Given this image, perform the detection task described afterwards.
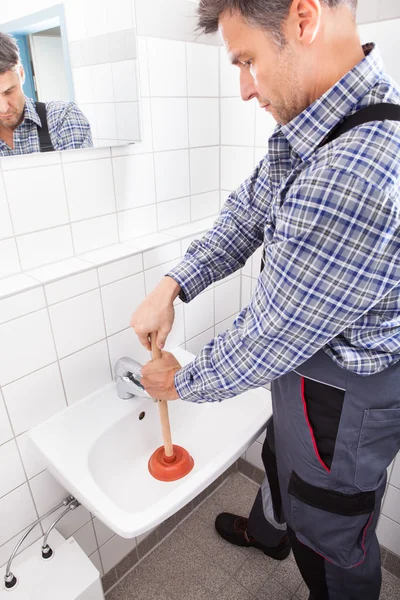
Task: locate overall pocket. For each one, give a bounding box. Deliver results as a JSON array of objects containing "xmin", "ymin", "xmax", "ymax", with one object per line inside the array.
[
  {"xmin": 354, "ymin": 408, "xmax": 400, "ymax": 491},
  {"xmin": 288, "ymin": 471, "xmax": 375, "ymax": 569}
]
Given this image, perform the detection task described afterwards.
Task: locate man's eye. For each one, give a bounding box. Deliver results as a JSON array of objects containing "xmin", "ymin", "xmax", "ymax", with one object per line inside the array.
[{"xmin": 241, "ymin": 60, "xmax": 253, "ymax": 68}]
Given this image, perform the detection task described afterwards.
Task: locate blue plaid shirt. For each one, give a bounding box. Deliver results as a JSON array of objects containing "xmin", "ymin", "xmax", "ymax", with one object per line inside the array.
[
  {"xmin": 168, "ymin": 44, "xmax": 400, "ymax": 403},
  {"xmin": 0, "ymin": 96, "xmax": 93, "ymax": 155}
]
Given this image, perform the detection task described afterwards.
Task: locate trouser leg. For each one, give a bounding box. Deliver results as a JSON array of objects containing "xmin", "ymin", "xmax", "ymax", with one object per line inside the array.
[
  {"xmin": 247, "ymin": 419, "xmax": 288, "ymax": 547},
  {"xmin": 288, "ymin": 525, "xmax": 382, "ymax": 600}
]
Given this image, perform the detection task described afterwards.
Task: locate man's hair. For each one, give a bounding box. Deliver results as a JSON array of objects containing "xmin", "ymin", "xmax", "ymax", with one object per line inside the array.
[
  {"xmin": 0, "ymin": 32, "xmax": 20, "ymax": 74},
  {"xmin": 197, "ymin": 0, "xmax": 358, "ymax": 46}
]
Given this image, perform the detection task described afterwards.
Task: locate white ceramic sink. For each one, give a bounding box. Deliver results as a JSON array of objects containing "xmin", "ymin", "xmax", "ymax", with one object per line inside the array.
[{"xmin": 29, "ymin": 348, "xmax": 272, "ymax": 538}]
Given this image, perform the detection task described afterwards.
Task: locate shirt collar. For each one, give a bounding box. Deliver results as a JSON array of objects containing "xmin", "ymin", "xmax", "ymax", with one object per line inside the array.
[
  {"xmin": 22, "ymin": 96, "xmax": 42, "ymax": 127},
  {"xmin": 279, "ymin": 43, "xmax": 384, "ymax": 161}
]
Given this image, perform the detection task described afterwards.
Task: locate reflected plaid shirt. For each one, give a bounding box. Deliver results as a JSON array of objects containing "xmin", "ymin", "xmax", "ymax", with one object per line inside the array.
[
  {"xmin": 168, "ymin": 44, "xmax": 400, "ymax": 403},
  {"xmin": 0, "ymin": 96, "xmax": 93, "ymax": 156}
]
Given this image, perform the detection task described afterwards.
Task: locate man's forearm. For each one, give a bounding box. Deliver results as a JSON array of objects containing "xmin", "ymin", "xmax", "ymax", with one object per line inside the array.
[{"xmin": 162, "ymin": 275, "xmax": 181, "ymax": 301}]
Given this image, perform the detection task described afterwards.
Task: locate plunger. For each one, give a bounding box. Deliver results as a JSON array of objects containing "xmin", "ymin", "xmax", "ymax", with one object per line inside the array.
[{"xmin": 148, "ymin": 333, "xmax": 194, "ymax": 481}]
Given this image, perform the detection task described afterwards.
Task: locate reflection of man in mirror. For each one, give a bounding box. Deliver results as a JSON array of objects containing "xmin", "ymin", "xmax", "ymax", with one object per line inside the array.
[{"xmin": 0, "ymin": 32, "xmax": 93, "ymax": 155}]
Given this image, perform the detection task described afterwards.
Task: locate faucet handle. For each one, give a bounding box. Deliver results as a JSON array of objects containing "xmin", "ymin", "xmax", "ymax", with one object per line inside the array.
[
  {"xmin": 114, "ymin": 356, "xmax": 143, "ymax": 380},
  {"xmin": 114, "ymin": 357, "xmax": 153, "ymax": 400}
]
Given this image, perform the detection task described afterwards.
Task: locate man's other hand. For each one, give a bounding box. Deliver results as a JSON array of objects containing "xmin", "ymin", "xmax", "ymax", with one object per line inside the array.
[
  {"xmin": 130, "ymin": 276, "xmax": 181, "ymax": 351},
  {"xmin": 141, "ymin": 351, "xmax": 182, "ymax": 400}
]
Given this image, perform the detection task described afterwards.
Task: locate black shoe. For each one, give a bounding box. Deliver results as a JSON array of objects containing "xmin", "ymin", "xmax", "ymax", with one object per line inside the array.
[{"xmin": 215, "ymin": 513, "xmax": 291, "ymax": 560}]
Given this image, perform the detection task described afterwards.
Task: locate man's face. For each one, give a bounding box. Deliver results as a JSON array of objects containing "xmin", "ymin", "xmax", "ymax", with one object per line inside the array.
[
  {"xmin": 0, "ymin": 67, "xmax": 26, "ymax": 129},
  {"xmin": 219, "ymin": 11, "xmax": 308, "ymax": 126}
]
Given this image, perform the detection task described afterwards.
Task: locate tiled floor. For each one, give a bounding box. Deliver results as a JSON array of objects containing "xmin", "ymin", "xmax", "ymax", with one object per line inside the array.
[{"xmin": 106, "ymin": 473, "xmax": 400, "ymax": 600}]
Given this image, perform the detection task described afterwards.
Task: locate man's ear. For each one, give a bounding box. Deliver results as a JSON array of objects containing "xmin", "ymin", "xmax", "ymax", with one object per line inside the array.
[
  {"xmin": 18, "ymin": 64, "xmax": 25, "ymax": 85},
  {"xmin": 289, "ymin": 0, "xmax": 322, "ymax": 45}
]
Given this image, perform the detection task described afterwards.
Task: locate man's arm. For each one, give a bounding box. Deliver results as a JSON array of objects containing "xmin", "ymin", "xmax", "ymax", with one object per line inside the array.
[
  {"xmin": 131, "ymin": 158, "xmax": 271, "ymax": 350},
  {"xmin": 167, "ymin": 159, "xmax": 269, "ymax": 302},
  {"xmin": 174, "ymin": 167, "xmax": 400, "ymax": 402},
  {"xmin": 52, "ymin": 102, "xmax": 93, "ymax": 150}
]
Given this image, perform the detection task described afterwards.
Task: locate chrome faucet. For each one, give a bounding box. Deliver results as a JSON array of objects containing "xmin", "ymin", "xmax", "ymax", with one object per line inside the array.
[{"xmin": 114, "ymin": 357, "xmax": 153, "ymax": 400}]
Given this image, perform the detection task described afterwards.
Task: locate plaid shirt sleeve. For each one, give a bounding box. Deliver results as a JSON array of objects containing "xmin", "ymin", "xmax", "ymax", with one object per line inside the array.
[
  {"xmin": 174, "ymin": 165, "xmax": 400, "ymax": 403},
  {"xmin": 48, "ymin": 102, "xmax": 93, "ymax": 150},
  {"xmin": 167, "ymin": 161, "xmax": 267, "ymax": 302}
]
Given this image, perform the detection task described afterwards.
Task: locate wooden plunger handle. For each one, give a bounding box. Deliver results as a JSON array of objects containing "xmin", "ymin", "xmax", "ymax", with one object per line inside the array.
[{"xmin": 150, "ymin": 332, "xmax": 174, "ymax": 458}]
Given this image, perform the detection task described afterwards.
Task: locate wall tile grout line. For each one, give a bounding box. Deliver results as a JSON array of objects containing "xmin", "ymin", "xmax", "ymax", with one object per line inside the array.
[{"xmin": 185, "ymin": 43, "xmax": 193, "ymax": 224}]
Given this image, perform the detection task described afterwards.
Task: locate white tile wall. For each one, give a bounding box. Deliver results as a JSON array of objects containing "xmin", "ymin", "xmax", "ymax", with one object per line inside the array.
[
  {"xmin": 221, "ymin": 146, "xmax": 255, "ymax": 191},
  {"xmin": 0, "ymin": 176, "xmax": 13, "ymax": 240},
  {"xmin": 147, "ymin": 38, "xmax": 187, "ymax": 97},
  {"xmin": 190, "ymin": 146, "xmax": 220, "ymax": 195},
  {"xmin": 157, "ymin": 196, "xmax": 191, "ymax": 230},
  {"xmin": 116, "ymin": 103, "xmax": 141, "ymax": 141},
  {"xmin": 358, "ymin": 18, "xmax": 400, "ymax": 86},
  {"xmin": 221, "ymin": 98, "xmax": 256, "ymax": 147},
  {"xmin": 154, "ymin": 150, "xmax": 190, "ymax": 203},
  {"xmin": 2, "ymin": 364, "xmax": 66, "ymax": 435},
  {"xmin": 118, "ymin": 204, "xmax": 158, "ymax": 240},
  {"xmin": 49, "ymin": 289, "xmax": 106, "ymax": 358},
  {"xmin": 59, "ymin": 340, "xmax": 112, "ymax": 406},
  {"xmin": 17, "ymin": 226, "xmax": 74, "ymax": 271},
  {"xmin": 215, "ymin": 276, "xmax": 240, "ymax": 325},
  {"xmin": 0, "ymin": 392, "xmax": 13, "ymax": 444},
  {"xmin": 16, "ymin": 431, "xmax": 47, "ymax": 479},
  {"xmin": 112, "ymin": 60, "xmax": 139, "ymax": 102},
  {"xmin": 63, "ymin": 158, "xmax": 116, "ymax": 221},
  {"xmin": 97, "ymin": 253, "xmax": 143, "ymax": 286},
  {"xmin": 186, "ymin": 326, "xmax": 214, "ymax": 355},
  {"xmin": 0, "ymin": 239, "xmax": 21, "ymax": 278},
  {"xmin": 151, "ymin": 98, "xmax": 189, "ymax": 151},
  {"xmin": 72, "ymin": 214, "xmax": 119, "ymax": 255},
  {"xmin": 191, "ymin": 191, "xmax": 220, "ymax": 222},
  {"xmin": 44, "ymin": 268, "xmax": 99, "ymax": 305},
  {"xmin": 188, "ymin": 98, "xmax": 220, "ymax": 147},
  {"xmin": 0, "ymin": 484, "xmax": 38, "ymax": 546},
  {"xmin": 101, "ymin": 272, "xmax": 146, "ymax": 336},
  {"xmin": 186, "ymin": 44, "xmax": 219, "ymax": 97},
  {"xmin": 0, "ymin": 440, "xmax": 26, "ymax": 499},
  {"xmin": 220, "ymin": 47, "xmax": 240, "ymax": 97},
  {"xmin": 0, "ymin": 309, "xmax": 57, "ymax": 385},
  {"xmin": 113, "ymin": 154, "xmax": 156, "ymax": 210},
  {"xmin": 184, "ymin": 288, "xmax": 214, "ymax": 340},
  {"xmin": 377, "ymin": 514, "xmax": 400, "ymax": 556}
]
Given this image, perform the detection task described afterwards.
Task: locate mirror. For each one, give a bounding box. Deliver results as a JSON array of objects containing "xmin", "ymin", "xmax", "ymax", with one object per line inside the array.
[{"xmin": 0, "ymin": 3, "xmax": 140, "ymax": 156}]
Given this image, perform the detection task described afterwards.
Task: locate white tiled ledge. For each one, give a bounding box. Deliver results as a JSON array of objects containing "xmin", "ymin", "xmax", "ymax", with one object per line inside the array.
[{"xmin": 0, "ymin": 217, "xmax": 217, "ymax": 302}]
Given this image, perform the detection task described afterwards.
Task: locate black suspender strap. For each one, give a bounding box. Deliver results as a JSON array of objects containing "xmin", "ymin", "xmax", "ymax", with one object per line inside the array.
[
  {"xmin": 259, "ymin": 102, "xmax": 400, "ymax": 273},
  {"xmin": 319, "ymin": 102, "xmax": 400, "ymax": 148},
  {"xmin": 34, "ymin": 101, "xmax": 55, "ymax": 152}
]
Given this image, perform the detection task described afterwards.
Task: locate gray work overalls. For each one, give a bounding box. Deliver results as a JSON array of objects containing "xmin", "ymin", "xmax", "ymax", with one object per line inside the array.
[{"xmin": 247, "ymin": 348, "xmax": 400, "ymax": 599}]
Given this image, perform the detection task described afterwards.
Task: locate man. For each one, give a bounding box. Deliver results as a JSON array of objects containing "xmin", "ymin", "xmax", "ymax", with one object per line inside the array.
[
  {"xmin": 131, "ymin": 1, "xmax": 400, "ymax": 598},
  {"xmin": 0, "ymin": 32, "xmax": 92, "ymax": 155}
]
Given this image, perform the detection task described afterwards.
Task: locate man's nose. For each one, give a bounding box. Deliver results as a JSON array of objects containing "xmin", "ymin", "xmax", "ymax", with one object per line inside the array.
[
  {"xmin": 0, "ymin": 98, "xmax": 10, "ymax": 114},
  {"xmin": 240, "ymin": 69, "xmax": 257, "ymax": 102}
]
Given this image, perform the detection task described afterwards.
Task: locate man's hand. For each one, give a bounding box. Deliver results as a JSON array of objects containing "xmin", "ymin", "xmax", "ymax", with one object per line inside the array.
[
  {"xmin": 141, "ymin": 351, "xmax": 182, "ymax": 401},
  {"xmin": 130, "ymin": 276, "xmax": 181, "ymax": 351}
]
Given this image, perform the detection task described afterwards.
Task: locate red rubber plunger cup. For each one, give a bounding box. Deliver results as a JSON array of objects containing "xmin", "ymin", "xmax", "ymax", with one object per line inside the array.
[{"xmin": 148, "ymin": 333, "xmax": 194, "ymax": 482}]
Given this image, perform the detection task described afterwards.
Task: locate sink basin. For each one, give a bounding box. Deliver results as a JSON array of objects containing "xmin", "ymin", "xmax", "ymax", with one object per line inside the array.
[{"xmin": 29, "ymin": 348, "xmax": 272, "ymax": 538}]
